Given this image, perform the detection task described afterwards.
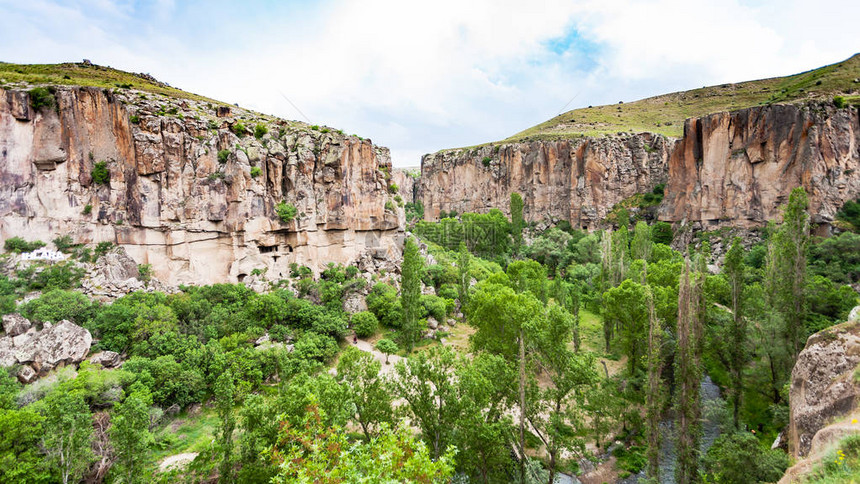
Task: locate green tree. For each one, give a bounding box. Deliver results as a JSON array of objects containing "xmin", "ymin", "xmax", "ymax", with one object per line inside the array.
[
  {"xmin": 375, "ymin": 338, "xmax": 398, "ymax": 364},
  {"xmin": 0, "ymin": 408, "xmax": 50, "ymax": 483},
  {"xmin": 268, "ymin": 400, "xmax": 456, "ymax": 483},
  {"xmin": 350, "ymin": 311, "xmax": 378, "ymax": 338},
  {"xmin": 0, "ymin": 369, "xmax": 19, "ymax": 410},
  {"xmin": 457, "ymin": 242, "xmax": 471, "ymax": 307},
  {"xmin": 675, "ymin": 259, "xmax": 704, "ymax": 484},
  {"xmin": 645, "ymin": 287, "xmax": 663, "ymax": 481},
  {"xmin": 603, "ymin": 280, "xmax": 649, "ymax": 375},
  {"xmin": 110, "ymin": 386, "xmax": 153, "ymax": 483},
  {"xmin": 631, "ymin": 221, "xmax": 653, "ymax": 261},
  {"xmin": 335, "ymin": 347, "xmax": 393, "ymax": 441},
  {"xmin": 215, "ymin": 371, "xmax": 236, "ymax": 482},
  {"xmin": 766, "ymin": 187, "xmax": 810, "ymax": 357},
  {"xmin": 393, "ymin": 346, "xmax": 461, "ymax": 459},
  {"xmin": 510, "ymin": 192, "xmax": 525, "ymax": 252},
  {"xmin": 702, "ymin": 432, "xmax": 788, "ymax": 483},
  {"xmin": 724, "ymin": 237, "xmax": 747, "ymax": 428},
  {"xmin": 42, "ymin": 387, "xmax": 94, "ymax": 484},
  {"xmin": 400, "ymin": 237, "xmax": 423, "ymax": 352}
]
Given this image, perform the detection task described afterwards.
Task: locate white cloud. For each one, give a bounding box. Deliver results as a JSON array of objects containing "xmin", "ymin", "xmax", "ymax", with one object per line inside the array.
[{"xmin": 0, "ymin": 0, "xmax": 857, "ymax": 166}]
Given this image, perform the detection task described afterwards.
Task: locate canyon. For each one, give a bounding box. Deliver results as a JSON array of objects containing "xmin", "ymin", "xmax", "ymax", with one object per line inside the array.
[{"xmin": 420, "ymin": 103, "xmax": 860, "ymax": 232}]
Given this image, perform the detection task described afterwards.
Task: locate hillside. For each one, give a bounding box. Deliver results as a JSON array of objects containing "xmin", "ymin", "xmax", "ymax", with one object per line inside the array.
[{"xmin": 504, "ymin": 53, "xmax": 860, "ymax": 142}]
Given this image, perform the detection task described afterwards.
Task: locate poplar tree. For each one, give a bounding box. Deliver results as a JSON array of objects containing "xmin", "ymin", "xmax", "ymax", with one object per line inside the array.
[
  {"xmin": 631, "ymin": 221, "xmax": 653, "ymax": 261},
  {"xmin": 675, "ymin": 258, "xmax": 703, "ymax": 484},
  {"xmin": 510, "ymin": 192, "xmax": 525, "ymax": 252},
  {"xmin": 401, "ymin": 237, "xmax": 423, "ymax": 352},
  {"xmin": 600, "ymin": 230, "xmax": 614, "ymax": 352},
  {"xmin": 646, "ymin": 286, "xmax": 663, "ymax": 482},
  {"xmin": 723, "ymin": 237, "xmax": 747, "ymax": 428},
  {"xmin": 457, "ymin": 242, "xmax": 471, "ymax": 308},
  {"xmin": 110, "ymin": 387, "xmax": 154, "ymax": 483},
  {"xmin": 216, "ymin": 371, "xmax": 236, "ymax": 483}
]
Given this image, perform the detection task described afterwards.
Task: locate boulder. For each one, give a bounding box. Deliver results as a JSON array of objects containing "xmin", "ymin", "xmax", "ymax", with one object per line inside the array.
[
  {"xmin": 89, "ymin": 351, "xmax": 122, "ymax": 368},
  {"xmin": 343, "ymin": 293, "xmax": 367, "ymax": 314},
  {"xmin": 17, "ymin": 365, "xmax": 36, "ymax": 384},
  {"xmin": 254, "ymin": 333, "xmax": 270, "ymax": 346},
  {"xmin": 2, "ymin": 314, "xmax": 31, "ymax": 337},
  {"xmin": 427, "ymin": 317, "xmax": 439, "ymax": 330},
  {"xmin": 12, "ymin": 320, "xmax": 92, "ymax": 376},
  {"xmin": 788, "ymin": 318, "xmax": 860, "ymax": 458},
  {"xmin": 0, "ymin": 337, "xmax": 15, "ymax": 367}
]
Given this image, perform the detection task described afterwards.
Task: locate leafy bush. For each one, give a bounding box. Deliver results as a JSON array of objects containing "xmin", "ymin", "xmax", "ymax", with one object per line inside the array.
[
  {"xmin": 702, "ymin": 432, "xmax": 788, "ymax": 483},
  {"xmin": 92, "ymin": 161, "xmax": 110, "ymax": 185},
  {"xmin": 217, "ymin": 149, "xmax": 230, "ymax": 163},
  {"xmin": 834, "ymin": 95, "xmax": 847, "ymax": 108},
  {"xmin": 94, "ymin": 241, "xmax": 115, "ymax": 259},
  {"xmin": 366, "ymin": 283, "xmax": 403, "ymax": 328},
  {"xmin": 254, "ymin": 123, "xmax": 268, "ymax": 139},
  {"xmin": 20, "ymin": 289, "xmax": 97, "ymax": 325},
  {"xmin": 83, "ymin": 204, "xmax": 93, "ymax": 215},
  {"xmin": 276, "ymin": 201, "xmax": 298, "ymax": 223},
  {"xmin": 651, "ymin": 221, "xmax": 673, "ymax": 245},
  {"xmin": 293, "ymin": 333, "xmax": 339, "ymax": 362},
  {"xmin": 129, "ymin": 114, "xmax": 140, "ymax": 124},
  {"xmin": 138, "ymin": 264, "xmax": 153, "ymax": 283},
  {"xmin": 481, "ymin": 156, "xmax": 492, "ymax": 167},
  {"xmin": 420, "ymin": 294, "xmax": 447, "ymax": 322},
  {"xmin": 27, "ymin": 263, "xmax": 85, "ymax": 291},
  {"xmin": 388, "ymin": 183, "xmax": 399, "ymax": 194},
  {"xmin": 28, "ymin": 87, "xmax": 55, "ymax": 110},
  {"xmin": 232, "ymin": 122, "xmax": 247, "ymax": 136},
  {"xmin": 351, "ymin": 311, "xmax": 379, "ymax": 338},
  {"xmin": 52, "ymin": 235, "xmax": 76, "ymax": 253},
  {"xmin": 384, "ymin": 201, "xmax": 395, "ymax": 211},
  {"xmin": 4, "ymin": 237, "xmax": 46, "ymax": 253},
  {"xmin": 250, "ymin": 166, "xmax": 262, "ymax": 177}
]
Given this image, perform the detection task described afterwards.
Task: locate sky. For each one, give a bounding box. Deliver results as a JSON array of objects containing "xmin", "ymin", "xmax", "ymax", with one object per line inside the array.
[{"xmin": 0, "ymin": 0, "xmax": 857, "ymax": 167}]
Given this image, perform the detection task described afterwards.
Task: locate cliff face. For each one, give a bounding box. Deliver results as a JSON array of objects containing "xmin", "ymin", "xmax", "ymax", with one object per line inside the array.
[
  {"xmin": 661, "ymin": 104, "xmax": 860, "ymax": 228},
  {"xmin": 420, "ymin": 134, "xmax": 673, "ymax": 230},
  {"xmin": 421, "ymin": 104, "xmax": 860, "ymax": 230},
  {"xmin": 0, "ymin": 86, "xmax": 403, "ymax": 285}
]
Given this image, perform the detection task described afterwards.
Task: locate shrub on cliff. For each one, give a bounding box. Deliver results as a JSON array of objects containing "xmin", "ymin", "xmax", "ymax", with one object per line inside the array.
[
  {"xmin": 276, "ymin": 202, "xmax": 298, "ymax": 223},
  {"xmin": 4, "ymin": 237, "xmax": 46, "ymax": 253},
  {"xmin": 250, "ymin": 166, "xmax": 261, "ymax": 177},
  {"xmin": 29, "ymin": 87, "xmax": 55, "ymax": 110},
  {"xmin": 217, "ymin": 150, "xmax": 230, "ymax": 163},
  {"xmin": 834, "ymin": 95, "xmax": 847, "ymax": 109},
  {"xmin": 92, "ymin": 161, "xmax": 110, "ymax": 185},
  {"xmin": 232, "ymin": 122, "xmax": 247, "ymax": 137},
  {"xmin": 254, "ymin": 123, "xmax": 268, "ymax": 139}
]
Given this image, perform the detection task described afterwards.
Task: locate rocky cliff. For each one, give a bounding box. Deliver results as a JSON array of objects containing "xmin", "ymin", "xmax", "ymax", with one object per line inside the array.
[
  {"xmin": 421, "ymin": 103, "xmax": 860, "ymax": 231},
  {"xmin": 0, "ymin": 86, "xmax": 403, "ymax": 285},
  {"xmin": 420, "ymin": 134, "xmax": 673, "ymax": 230}
]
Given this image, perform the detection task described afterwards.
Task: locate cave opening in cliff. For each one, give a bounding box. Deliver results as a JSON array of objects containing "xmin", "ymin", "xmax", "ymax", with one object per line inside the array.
[{"xmin": 259, "ymin": 244, "xmax": 278, "ymax": 254}]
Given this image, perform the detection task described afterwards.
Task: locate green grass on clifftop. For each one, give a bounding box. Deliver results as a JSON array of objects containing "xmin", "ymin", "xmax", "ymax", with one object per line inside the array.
[
  {"xmin": 504, "ymin": 53, "xmax": 860, "ymax": 142},
  {"xmin": 0, "ymin": 61, "xmax": 221, "ymax": 103}
]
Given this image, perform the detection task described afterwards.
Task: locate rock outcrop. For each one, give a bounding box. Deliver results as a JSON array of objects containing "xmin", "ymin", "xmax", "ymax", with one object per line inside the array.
[
  {"xmin": 420, "ymin": 134, "xmax": 673, "ymax": 230},
  {"xmin": 0, "ymin": 86, "xmax": 404, "ymax": 285},
  {"xmin": 787, "ymin": 311, "xmax": 860, "ymax": 459},
  {"xmin": 420, "ymin": 103, "xmax": 860, "ymax": 231},
  {"xmin": 0, "ymin": 318, "xmax": 93, "ymax": 380}
]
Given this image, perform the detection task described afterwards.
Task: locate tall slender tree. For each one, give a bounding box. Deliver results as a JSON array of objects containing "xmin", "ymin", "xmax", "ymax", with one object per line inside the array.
[
  {"xmin": 723, "ymin": 237, "xmax": 747, "ymax": 428},
  {"xmin": 457, "ymin": 242, "xmax": 471, "ymax": 308},
  {"xmin": 42, "ymin": 388, "xmax": 94, "ymax": 484},
  {"xmin": 645, "ymin": 286, "xmax": 663, "ymax": 482},
  {"xmin": 675, "ymin": 258, "xmax": 703, "ymax": 484},
  {"xmin": 110, "ymin": 387, "xmax": 153, "ymax": 483},
  {"xmin": 215, "ymin": 371, "xmax": 236, "ymax": 483},
  {"xmin": 631, "ymin": 221, "xmax": 653, "ymax": 262},
  {"xmin": 600, "ymin": 230, "xmax": 615, "ymax": 352},
  {"xmin": 510, "ymin": 192, "xmax": 525, "ymax": 252},
  {"xmin": 401, "ymin": 237, "xmax": 423, "ymax": 352}
]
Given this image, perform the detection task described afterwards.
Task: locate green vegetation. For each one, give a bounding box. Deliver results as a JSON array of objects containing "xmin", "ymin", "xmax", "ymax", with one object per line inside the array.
[
  {"xmin": 216, "ymin": 149, "xmax": 230, "ymax": 163},
  {"xmin": 0, "ymin": 61, "xmax": 223, "ymax": 104},
  {"xmin": 351, "ymin": 311, "xmax": 379, "ymax": 338},
  {"xmin": 253, "ymin": 123, "xmax": 268, "ymax": 139},
  {"xmin": 29, "ymin": 86, "xmax": 55, "ymax": 110},
  {"xmin": 275, "ymin": 201, "xmax": 297, "ymax": 223},
  {"xmin": 82, "ymin": 204, "xmax": 92, "ymax": 215},
  {"xmin": 502, "ymin": 54, "xmax": 860, "ymax": 142},
  {"xmin": 4, "ymin": 237, "xmax": 46, "ymax": 253},
  {"xmin": 250, "ymin": 166, "xmax": 261, "ymax": 177},
  {"xmin": 92, "ymin": 161, "xmax": 110, "ymax": 185}
]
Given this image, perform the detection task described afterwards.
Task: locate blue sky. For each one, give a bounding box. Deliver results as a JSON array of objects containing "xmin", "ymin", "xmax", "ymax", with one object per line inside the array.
[{"xmin": 0, "ymin": 0, "xmax": 857, "ymax": 166}]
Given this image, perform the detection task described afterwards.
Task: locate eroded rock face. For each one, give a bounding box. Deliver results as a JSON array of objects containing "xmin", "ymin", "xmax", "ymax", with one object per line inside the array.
[
  {"xmin": 0, "ymin": 317, "xmax": 93, "ymax": 379},
  {"xmin": 0, "ymin": 86, "xmax": 403, "ymax": 285},
  {"xmin": 788, "ymin": 315, "xmax": 860, "ymax": 458},
  {"xmin": 420, "ymin": 134, "xmax": 673, "ymax": 230},
  {"xmin": 420, "ymin": 104, "xmax": 860, "ymax": 231},
  {"xmin": 2, "ymin": 313, "xmax": 31, "ymax": 337}
]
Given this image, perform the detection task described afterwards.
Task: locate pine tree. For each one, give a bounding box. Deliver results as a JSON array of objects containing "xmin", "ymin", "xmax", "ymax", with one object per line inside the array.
[
  {"xmin": 401, "ymin": 237, "xmax": 423, "ymax": 352},
  {"xmin": 675, "ymin": 257, "xmax": 703, "ymax": 484},
  {"xmin": 723, "ymin": 237, "xmax": 747, "ymax": 428}
]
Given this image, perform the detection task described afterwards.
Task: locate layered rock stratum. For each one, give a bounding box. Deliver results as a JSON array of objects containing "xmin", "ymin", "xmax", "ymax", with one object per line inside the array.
[
  {"xmin": 421, "ymin": 103, "xmax": 860, "ymax": 231},
  {"xmin": 0, "ymin": 86, "xmax": 403, "ymax": 285}
]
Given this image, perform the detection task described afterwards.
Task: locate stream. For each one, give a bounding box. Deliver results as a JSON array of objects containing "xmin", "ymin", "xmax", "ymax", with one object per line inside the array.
[{"xmin": 622, "ymin": 375, "xmax": 722, "ymax": 484}]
